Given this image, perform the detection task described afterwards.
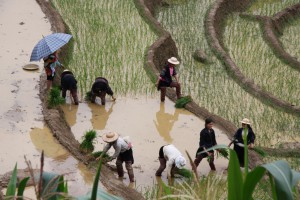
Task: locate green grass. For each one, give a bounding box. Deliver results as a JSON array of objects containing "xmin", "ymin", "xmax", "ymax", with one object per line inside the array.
[
  {"xmin": 280, "ymin": 18, "xmax": 300, "ymax": 60},
  {"xmin": 157, "ymin": 0, "xmax": 300, "ymax": 148},
  {"xmin": 224, "ymin": 15, "xmax": 300, "ymax": 106},
  {"xmin": 52, "ymin": 0, "xmax": 157, "ymax": 97},
  {"xmin": 246, "ymin": 0, "xmax": 300, "ymax": 16}
]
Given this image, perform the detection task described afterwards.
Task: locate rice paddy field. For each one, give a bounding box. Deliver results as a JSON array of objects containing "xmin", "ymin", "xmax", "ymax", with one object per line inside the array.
[
  {"xmin": 157, "ymin": 0, "xmax": 300, "ymax": 147},
  {"xmin": 52, "ymin": 0, "xmax": 157, "ymax": 96},
  {"xmin": 280, "ymin": 18, "xmax": 300, "ymax": 60},
  {"xmin": 49, "ymin": 0, "xmax": 300, "ymax": 196}
]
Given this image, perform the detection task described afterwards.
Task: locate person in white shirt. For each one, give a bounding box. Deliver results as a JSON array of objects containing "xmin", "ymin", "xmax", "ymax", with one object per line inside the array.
[
  {"xmin": 97, "ymin": 132, "xmax": 134, "ymax": 182},
  {"xmin": 155, "ymin": 144, "xmax": 186, "ymax": 178}
]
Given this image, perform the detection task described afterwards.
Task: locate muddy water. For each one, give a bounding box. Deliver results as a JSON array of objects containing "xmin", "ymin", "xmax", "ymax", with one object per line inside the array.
[
  {"xmin": 0, "ymin": 0, "xmax": 95, "ymax": 197},
  {"xmin": 61, "ymin": 96, "xmax": 230, "ymax": 190}
]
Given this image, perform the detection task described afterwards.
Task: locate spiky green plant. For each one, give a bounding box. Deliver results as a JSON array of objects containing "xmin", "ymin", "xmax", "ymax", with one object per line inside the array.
[{"xmin": 80, "ymin": 130, "xmax": 97, "ymax": 153}]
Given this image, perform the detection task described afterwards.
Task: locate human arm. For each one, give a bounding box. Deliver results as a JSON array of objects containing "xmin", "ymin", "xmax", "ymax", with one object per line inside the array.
[
  {"xmin": 228, "ymin": 130, "xmax": 239, "ymax": 147},
  {"xmin": 96, "ymin": 143, "xmax": 112, "ymax": 161}
]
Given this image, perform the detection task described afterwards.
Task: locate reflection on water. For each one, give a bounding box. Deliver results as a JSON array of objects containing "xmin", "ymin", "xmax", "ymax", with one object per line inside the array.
[
  {"xmin": 153, "ymin": 103, "xmax": 180, "ymax": 143},
  {"xmin": 30, "ymin": 126, "xmax": 69, "ymax": 159},
  {"xmin": 88, "ymin": 102, "xmax": 115, "ymax": 130}
]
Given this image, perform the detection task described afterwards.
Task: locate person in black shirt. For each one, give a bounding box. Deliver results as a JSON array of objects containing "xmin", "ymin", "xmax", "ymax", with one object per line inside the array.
[
  {"xmin": 61, "ymin": 69, "xmax": 78, "ymax": 105},
  {"xmin": 155, "ymin": 57, "xmax": 181, "ymax": 102},
  {"xmin": 228, "ymin": 118, "xmax": 255, "ymax": 167},
  {"xmin": 91, "ymin": 77, "xmax": 116, "ymax": 105},
  {"xmin": 193, "ymin": 118, "xmax": 217, "ymax": 172}
]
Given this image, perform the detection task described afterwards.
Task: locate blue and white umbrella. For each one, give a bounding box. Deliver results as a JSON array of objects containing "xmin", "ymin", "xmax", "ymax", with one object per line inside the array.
[{"xmin": 30, "ymin": 33, "xmax": 72, "ymax": 61}]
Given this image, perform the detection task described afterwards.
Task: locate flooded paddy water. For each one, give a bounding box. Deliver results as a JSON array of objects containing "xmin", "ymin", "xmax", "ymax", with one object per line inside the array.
[{"xmin": 61, "ymin": 97, "xmax": 230, "ymax": 188}]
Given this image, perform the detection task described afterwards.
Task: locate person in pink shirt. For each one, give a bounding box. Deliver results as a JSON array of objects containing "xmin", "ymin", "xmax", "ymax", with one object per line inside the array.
[{"xmin": 155, "ymin": 57, "xmax": 181, "ymax": 102}]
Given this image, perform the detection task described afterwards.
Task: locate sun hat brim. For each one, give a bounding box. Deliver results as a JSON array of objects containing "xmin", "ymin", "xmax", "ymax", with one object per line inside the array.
[
  {"xmin": 240, "ymin": 119, "xmax": 251, "ymax": 125},
  {"xmin": 102, "ymin": 132, "xmax": 119, "ymax": 143},
  {"xmin": 168, "ymin": 58, "xmax": 180, "ymax": 65}
]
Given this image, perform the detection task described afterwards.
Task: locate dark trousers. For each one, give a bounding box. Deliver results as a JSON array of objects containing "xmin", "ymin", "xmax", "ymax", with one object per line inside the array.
[
  {"xmin": 155, "ymin": 146, "xmax": 176, "ymax": 176},
  {"xmin": 62, "ymin": 88, "xmax": 78, "ymax": 105},
  {"xmin": 116, "ymin": 149, "xmax": 134, "ymax": 182},
  {"xmin": 193, "ymin": 153, "xmax": 216, "ymax": 171},
  {"xmin": 91, "ymin": 91, "xmax": 106, "ymax": 105},
  {"xmin": 160, "ymin": 82, "xmax": 181, "ymax": 102},
  {"xmin": 234, "ymin": 145, "xmax": 245, "ymax": 167}
]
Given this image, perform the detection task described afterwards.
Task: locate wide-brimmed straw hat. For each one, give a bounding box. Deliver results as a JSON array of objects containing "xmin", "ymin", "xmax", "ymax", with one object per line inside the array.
[
  {"xmin": 61, "ymin": 69, "xmax": 73, "ymax": 77},
  {"xmin": 240, "ymin": 118, "xmax": 251, "ymax": 125},
  {"xmin": 175, "ymin": 156, "xmax": 186, "ymax": 169},
  {"xmin": 167, "ymin": 57, "xmax": 180, "ymax": 65},
  {"xmin": 102, "ymin": 132, "xmax": 119, "ymax": 143}
]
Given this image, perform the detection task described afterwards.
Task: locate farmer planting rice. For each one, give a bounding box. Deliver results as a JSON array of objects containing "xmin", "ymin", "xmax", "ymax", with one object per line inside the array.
[
  {"xmin": 97, "ymin": 132, "xmax": 135, "ymax": 182},
  {"xmin": 61, "ymin": 69, "xmax": 79, "ymax": 105},
  {"xmin": 155, "ymin": 144, "xmax": 186, "ymax": 178},
  {"xmin": 90, "ymin": 77, "xmax": 116, "ymax": 105}
]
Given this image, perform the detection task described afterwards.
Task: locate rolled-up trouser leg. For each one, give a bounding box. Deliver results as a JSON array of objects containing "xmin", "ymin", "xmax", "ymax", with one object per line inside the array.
[
  {"xmin": 62, "ymin": 88, "xmax": 67, "ymax": 99},
  {"xmin": 70, "ymin": 89, "xmax": 79, "ymax": 105},
  {"xmin": 155, "ymin": 158, "xmax": 167, "ymax": 176},
  {"xmin": 116, "ymin": 158, "xmax": 124, "ymax": 177},
  {"xmin": 160, "ymin": 87, "xmax": 166, "ymax": 102},
  {"xmin": 125, "ymin": 161, "xmax": 134, "ymax": 182},
  {"xmin": 99, "ymin": 91, "xmax": 106, "ymax": 105},
  {"xmin": 170, "ymin": 82, "xmax": 181, "ymax": 99},
  {"xmin": 209, "ymin": 154, "xmax": 216, "ymax": 171}
]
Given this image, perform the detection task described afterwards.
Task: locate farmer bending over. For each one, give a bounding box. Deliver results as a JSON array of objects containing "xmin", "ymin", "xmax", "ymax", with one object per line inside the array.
[
  {"xmin": 61, "ymin": 69, "xmax": 79, "ymax": 105},
  {"xmin": 90, "ymin": 77, "xmax": 116, "ymax": 105},
  {"xmin": 97, "ymin": 132, "xmax": 134, "ymax": 182},
  {"xmin": 155, "ymin": 144, "xmax": 186, "ymax": 179},
  {"xmin": 155, "ymin": 57, "xmax": 181, "ymax": 102}
]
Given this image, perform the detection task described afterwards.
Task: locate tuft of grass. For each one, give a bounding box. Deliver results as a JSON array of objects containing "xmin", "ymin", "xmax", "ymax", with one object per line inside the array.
[
  {"xmin": 175, "ymin": 96, "xmax": 192, "ymax": 108},
  {"xmin": 80, "ymin": 130, "xmax": 97, "ymax": 153},
  {"xmin": 48, "ymin": 87, "xmax": 65, "ymax": 108}
]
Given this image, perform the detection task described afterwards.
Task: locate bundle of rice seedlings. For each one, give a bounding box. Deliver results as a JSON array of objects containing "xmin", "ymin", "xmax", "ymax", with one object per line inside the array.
[
  {"xmin": 252, "ymin": 147, "xmax": 267, "ymax": 157},
  {"xmin": 92, "ymin": 151, "xmax": 111, "ymax": 161},
  {"xmin": 218, "ymin": 148, "xmax": 229, "ymax": 159},
  {"xmin": 84, "ymin": 91, "xmax": 92, "ymax": 102},
  {"xmin": 48, "ymin": 87, "xmax": 65, "ymax": 108},
  {"xmin": 80, "ymin": 130, "xmax": 97, "ymax": 153},
  {"xmin": 176, "ymin": 168, "xmax": 193, "ymax": 179},
  {"xmin": 175, "ymin": 96, "xmax": 192, "ymax": 108}
]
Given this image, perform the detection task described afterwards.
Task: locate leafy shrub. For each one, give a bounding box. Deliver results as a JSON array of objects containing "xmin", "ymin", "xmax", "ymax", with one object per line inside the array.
[{"xmin": 48, "ymin": 87, "xmax": 65, "ymax": 108}]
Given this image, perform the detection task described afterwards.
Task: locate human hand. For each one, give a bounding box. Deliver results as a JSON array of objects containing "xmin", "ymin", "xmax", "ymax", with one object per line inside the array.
[{"xmin": 112, "ymin": 96, "xmax": 116, "ymax": 101}]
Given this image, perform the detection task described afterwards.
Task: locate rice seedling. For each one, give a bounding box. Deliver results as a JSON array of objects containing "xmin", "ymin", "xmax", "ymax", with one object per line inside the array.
[
  {"xmin": 51, "ymin": 0, "xmax": 157, "ymax": 98},
  {"xmin": 80, "ymin": 130, "xmax": 97, "ymax": 153},
  {"xmin": 175, "ymin": 95, "xmax": 192, "ymax": 108},
  {"xmin": 48, "ymin": 87, "xmax": 65, "ymax": 108}
]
